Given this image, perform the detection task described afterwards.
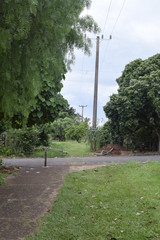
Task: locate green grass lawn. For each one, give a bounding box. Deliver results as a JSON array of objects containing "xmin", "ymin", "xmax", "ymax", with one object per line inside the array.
[
  {"xmin": 34, "ymin": 140, "xmax": 93, "ymax": 158},
  {"xmin": 27, "ymin": 161, "xmax": 160, "ymax": 240}
]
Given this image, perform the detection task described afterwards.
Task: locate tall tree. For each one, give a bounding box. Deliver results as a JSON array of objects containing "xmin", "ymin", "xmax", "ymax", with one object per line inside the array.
[
  {"xmin": 104, "ymin": 54, "xmax": 160, "ymax": 151},
  {"xmin": 0, "ymin": 0, "xmax": 99, "ymax": 122}
]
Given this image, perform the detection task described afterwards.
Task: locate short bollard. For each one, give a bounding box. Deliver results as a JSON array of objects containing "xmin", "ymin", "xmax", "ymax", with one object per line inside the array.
[{"xmin": 44, "ymin": 149, "xmax": 47, "ymax": 167}]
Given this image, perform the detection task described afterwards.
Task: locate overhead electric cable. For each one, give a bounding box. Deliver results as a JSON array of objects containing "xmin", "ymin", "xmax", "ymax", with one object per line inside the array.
[
  {"xmin": 100, "ymin": 0, "xmax": 126, "ymax": 70},
  {"xmin": 110, "ymin": 0, "xmax": 126, "ymax": 35},
  {"xmin": 102, "ymin": 0, "xmax": 113, "ymax": 34}
]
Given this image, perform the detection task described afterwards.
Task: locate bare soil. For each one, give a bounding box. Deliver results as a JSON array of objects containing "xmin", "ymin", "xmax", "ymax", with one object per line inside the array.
[{"xmin": 95, "ymin": 144, "xmax": 131, "ymax": 156}]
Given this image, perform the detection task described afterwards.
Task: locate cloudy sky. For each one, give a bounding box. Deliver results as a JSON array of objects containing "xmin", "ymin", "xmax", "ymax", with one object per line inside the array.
[{"xmin": 61, "ymin": 0, "xmax": 160, "ymax": 125}]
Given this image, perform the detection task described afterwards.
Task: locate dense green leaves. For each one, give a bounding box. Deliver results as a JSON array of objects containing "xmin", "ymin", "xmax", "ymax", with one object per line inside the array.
[
  {"xmin": 104, "ymin": 54, "xmax": 160, "ymax": 151},
  {"xmin": 51, "ymin": 117, "xmax": 74, "ymax": 141},
  {"xmin": 0, "ymin": 0, "xmax": 99, "ymax": 123},
  {"xmin": 65, "ymin": 122, "xmax": 88, "ymax": 142}
]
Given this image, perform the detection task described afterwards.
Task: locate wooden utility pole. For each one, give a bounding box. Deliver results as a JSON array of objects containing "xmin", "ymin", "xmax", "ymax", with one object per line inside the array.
[
  {"xmin": 79, "ymin": 105, "xmax": 87, "ymax": 122},
  {"xmin": 92, "ymin": 36, "xmax": 100, "ymax": 129}
]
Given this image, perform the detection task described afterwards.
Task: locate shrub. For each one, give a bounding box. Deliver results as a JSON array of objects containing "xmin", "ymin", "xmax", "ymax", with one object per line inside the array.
[
  {"xmin": 87, "ymin": 127, "xmax": 111, "ymax": 151},
  {"xmin": 7, "ymin": 127, "xmax": 40, "ymax": 155},
  {"xmin": 65, "ymin": 122, "xmax": 88, "ymax": 142},
  {"xmin": 37, "ymin": 124, "xmax": 50, "ymax": 146}
]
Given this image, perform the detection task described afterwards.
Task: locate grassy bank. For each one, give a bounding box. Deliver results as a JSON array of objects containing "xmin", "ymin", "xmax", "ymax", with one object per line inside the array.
[
  {"xmin": 27, "ymin": 161, "xmax": 160, "ymax": 240},
  {"xmin": 34, "ymin": 140, "xmax": 93, "ymax": 158}
]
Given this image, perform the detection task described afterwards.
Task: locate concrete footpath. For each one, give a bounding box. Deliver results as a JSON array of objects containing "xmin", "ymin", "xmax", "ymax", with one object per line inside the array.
[{"xmin": 0, "ymin": 165, "xmax": 70, "ymax": 240}]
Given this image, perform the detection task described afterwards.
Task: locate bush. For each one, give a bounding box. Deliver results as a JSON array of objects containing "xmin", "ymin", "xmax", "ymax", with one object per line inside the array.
[
  {"xmin": 87, "ymin": 126, "xmax": 111, "ymax": 151},
  {"xmin": 51, "ymin": 117, "xmax": 74, "ymax": 141},
  {"xmin": 65, "ymin": 122, "xmax": 88, "ymax": 142},
  {"xmin": 7, "ymin": 127, "xmax": 40, "ymax": 155},
  {"xmin": 37, "ymin": 124, "xmax": 50, "ymax": 146},
  {"xmin": 0, "ymin": 159, "xmax": 3, "ymax": 170}
]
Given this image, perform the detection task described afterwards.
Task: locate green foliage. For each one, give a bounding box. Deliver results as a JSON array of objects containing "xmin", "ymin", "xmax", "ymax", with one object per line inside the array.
[
  {"xmin": 37, "ymin": 124, "xmax": 50, "ymax": 147},
  {"xmin": 87, "ymin": 126, "xmax": 110, "ymax": 151},
  {"xmin": 0, "ymin": 159, "xmax": 3, "ymax": 171},
  {"xmin": 0, "ymin": 0, "xmax": 99, "ymax": 123},
  {"xmin": 6, "ymin": 127, "xmax": 40, "ymax": 155},
  {"xmin": 51, "ymin": 117, "xmax": 74, "ymax": 141},
  {"xmin": 104, "ymin": 54, "xmax": 160, "ymax": 151},
  {"xmin": 50, "ymin": 103, "xmax": 89, "ymax": 142},
  {"xmin": 65, "ymin": 122, "xmax": 88, "ymax": 142},
  {"xmin": 0, "ymin": 172, "xmax": 7, "ymax": 186},
  {"xmin": 0, "ymin": 118, "xmax": 11, "ymax": 134}
]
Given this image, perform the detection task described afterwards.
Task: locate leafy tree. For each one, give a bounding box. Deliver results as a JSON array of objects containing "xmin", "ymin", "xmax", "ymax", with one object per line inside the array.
[
  {"xmin": 104, "ymin": 54, "xmax": 160, "ymax": 151},
  {"xmin": 0, "ymin": 0, "xmax": 99, "ymax": 123},
  {"xmin": 27, "ymin": 85, "xmax": 68, "ymax": 126},
  {"xmin": 51, "ymin": 117, "xmax": 74, "ymax": 141},
  {"xmin": 65, "ymin": 122, "xmax": 88, "ymax": 142}
]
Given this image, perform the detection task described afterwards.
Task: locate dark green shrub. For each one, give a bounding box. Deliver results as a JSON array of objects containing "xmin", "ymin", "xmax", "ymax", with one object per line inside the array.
[
  {"xmin": 37, "ymin": 125, "xmax": 50, "ymax": 146},
  {"xmin": 8, "ymin": 128, "xmax": 40, "ymax": 154}
]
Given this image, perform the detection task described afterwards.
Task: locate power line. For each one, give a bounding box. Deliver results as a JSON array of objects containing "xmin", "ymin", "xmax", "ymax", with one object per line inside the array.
[
  {"xmin": 100, "ymin": 40, "xmax": 111, "ymax": 71},
  {"xmin": 102, "ymin": 0, "xmax": 113, "ymax": 34},
  {"xmin": 100, "ymin": 0, "xmax": 127, "ymax": 70},
  {"xmin": 64, "ymin": 69, "xmax": 121, "ymax": 74},
  {"xmin": 110, "ymin": 0, "xmax": 126, "ymax": 35}
]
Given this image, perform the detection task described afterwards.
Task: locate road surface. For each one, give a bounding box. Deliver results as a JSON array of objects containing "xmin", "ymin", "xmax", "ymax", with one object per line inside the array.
[{"xmin": 3, "ymin": 155, "xmax": 160, "ymax": 167}]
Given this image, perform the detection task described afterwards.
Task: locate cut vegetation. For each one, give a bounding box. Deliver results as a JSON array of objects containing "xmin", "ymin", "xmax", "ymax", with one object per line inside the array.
[{"xmin": 27, "ymin": 161, "xmax": 160, "ymax": 240}]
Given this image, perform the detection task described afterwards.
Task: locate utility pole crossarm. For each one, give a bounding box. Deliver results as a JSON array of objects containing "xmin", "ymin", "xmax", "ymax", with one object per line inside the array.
[{"xmin": 79, "ymin": 105, "xmax": 87, "ymax": 122}]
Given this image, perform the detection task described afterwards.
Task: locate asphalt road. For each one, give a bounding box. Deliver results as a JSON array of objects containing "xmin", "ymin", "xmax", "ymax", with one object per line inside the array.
[{"xmin": 3, "ymin": 155, "xmax": 160, "ymax": 167}]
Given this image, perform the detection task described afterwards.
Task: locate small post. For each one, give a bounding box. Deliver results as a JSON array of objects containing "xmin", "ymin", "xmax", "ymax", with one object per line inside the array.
[{"xmin": 44, "ymin": 149, "xmax": 47, "ymax": 167}]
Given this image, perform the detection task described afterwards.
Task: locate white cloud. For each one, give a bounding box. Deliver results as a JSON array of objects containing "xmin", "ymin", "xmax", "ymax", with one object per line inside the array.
[
  {"xmin": 98, "ymin": 84, "xmax": 118, "ymax": 107},
  {"xmin": 130, "ymin": 23, "xmax": 160, "ymax": 45},
  {"xmin": 61, "ymin": 0, "xmax": 160, "ymax": 123}
]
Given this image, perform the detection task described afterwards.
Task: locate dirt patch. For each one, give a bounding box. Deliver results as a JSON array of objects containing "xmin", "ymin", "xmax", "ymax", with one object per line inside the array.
[
  {"xmin": 70, "ymin": 164, "xmax": 106, "ymax": 172},
  {"xmin": 95, "ymin": 144, "xmax": 132, "ymax": 156},
  {"xmin": 0, "ymin": 166, "xmax": 19, "ymax": 174}
]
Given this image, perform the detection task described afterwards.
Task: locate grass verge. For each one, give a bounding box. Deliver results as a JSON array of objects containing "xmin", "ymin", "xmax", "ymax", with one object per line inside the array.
[
  {"xmin": 27, "ymin": 161, "xmax": 160, "ymax": 240},
  {"xmin": 34, "ymin": 140, "xmax": 93, "ymax": 158},
  {"xmin": 0, "ymin": 172, "xmax": 7, "ymax": 185}
]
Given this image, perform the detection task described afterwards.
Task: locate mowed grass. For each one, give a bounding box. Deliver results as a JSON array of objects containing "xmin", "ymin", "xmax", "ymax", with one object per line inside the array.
[
  {"xmin": 27, "ymin": 161, "xmax": 160, "ymax": 240},
  {"xmin": 34, "ymin": 140, "xmax": 93, "ymax": 158}
]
